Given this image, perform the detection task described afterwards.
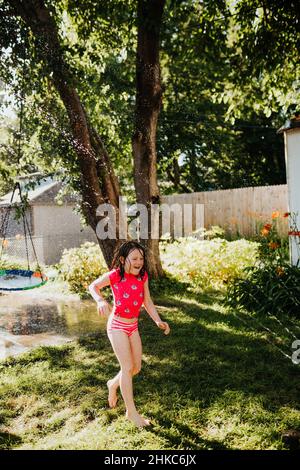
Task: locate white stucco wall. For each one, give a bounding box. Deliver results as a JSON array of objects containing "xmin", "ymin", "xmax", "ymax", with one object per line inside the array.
[
  {"xmin": 284, "ymin": 129, "xmax": 300, "ymax": 266},
  {"xmin": 33, "ymin": 205, "xmax": 91, "ymax": 236},
  {"xmin": 32, "ymin": 205, "xmax": 97, "ymax": 265}
]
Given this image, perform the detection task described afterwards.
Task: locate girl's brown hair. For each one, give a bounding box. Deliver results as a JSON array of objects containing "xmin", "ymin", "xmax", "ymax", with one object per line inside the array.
[{"xmin": 110, "ymin": 241, "xmax": 147, "ymax": 281}]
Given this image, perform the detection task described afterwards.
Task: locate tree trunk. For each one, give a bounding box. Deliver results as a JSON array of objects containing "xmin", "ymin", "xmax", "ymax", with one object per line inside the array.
[
  {"xmin": 133, "ymin": 0, "xmax": 166, "ymax": 278},
  {"xmin": 8, "ymin": 0, "xmax": 122, "ymax": 266}
]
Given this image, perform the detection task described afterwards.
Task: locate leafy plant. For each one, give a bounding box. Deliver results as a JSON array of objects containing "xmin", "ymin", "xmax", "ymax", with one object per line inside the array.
[
  {"xmin": 160, "ymin": 236, "xmax": 259, "ymax": 292},
  {"xmin": 225, "ymin": 211, "xmax": 300, "ymax": 316},
  {"xmin": 58, "ymin": 242, "xmax": 107, "ymax": 298},
  {"xmin": 225, "ymin": 262, "xmax": 300, "ymax": 317}
]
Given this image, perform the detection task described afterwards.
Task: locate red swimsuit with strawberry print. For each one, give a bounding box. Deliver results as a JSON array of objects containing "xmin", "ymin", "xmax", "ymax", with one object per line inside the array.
[{"xmin": 109, "ymin": 268, "xmax": 148, "ymax": 319}]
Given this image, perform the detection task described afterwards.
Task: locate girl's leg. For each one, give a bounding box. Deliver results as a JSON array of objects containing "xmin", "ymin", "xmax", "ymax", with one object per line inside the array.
[
  {"xmin": 107, "ymin": 329, "xmax": 149, "ymax": 427},
  {"xmin": 107, "ymin": 329, "xmax": 142, "ymax": 406},
  {"xmin": 107, "ymin": 316, "xmax": 142, "ymax": 408},
  {"xmin": 129, "ymin": 329, "xmax": 142, "ymax": 376},
  {"xmin": 127, "ymin": 330, "xmax": 150, "ymax": 426},
  {"xmin": 107, "ymin": 371, "xmax": 121, "ymax": 408},
  {"xmin": 106, "ymin": 314, "xmax": 121, "ymax": 407}
]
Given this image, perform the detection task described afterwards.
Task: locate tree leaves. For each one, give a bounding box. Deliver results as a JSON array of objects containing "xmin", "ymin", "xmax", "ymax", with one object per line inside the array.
[{"xmin": 0, "ymin": 0, "xmax": 297, "ymax": 197}]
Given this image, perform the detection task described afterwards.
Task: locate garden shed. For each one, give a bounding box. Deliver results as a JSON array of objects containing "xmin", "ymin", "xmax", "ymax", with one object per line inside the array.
[{"xmin": 0, "ymin": 175, "xmax": 97, "ymax": 265}]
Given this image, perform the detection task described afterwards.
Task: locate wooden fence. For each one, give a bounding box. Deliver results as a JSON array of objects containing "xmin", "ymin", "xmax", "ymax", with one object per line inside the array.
[{"xmin": 160, "ymin": 184, "xmax": 288, "ymax": 238}]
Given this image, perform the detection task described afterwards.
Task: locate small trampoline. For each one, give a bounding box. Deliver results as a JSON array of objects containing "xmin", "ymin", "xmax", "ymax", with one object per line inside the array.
[{"xmin": 0, "ymin": 269, "xmax": 47, "ymax": 291}]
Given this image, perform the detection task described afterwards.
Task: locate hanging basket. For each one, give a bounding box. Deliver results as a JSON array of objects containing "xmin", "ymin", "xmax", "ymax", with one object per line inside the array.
[{"xmin": 0, "ymin": 269, "xmax": 48, "ymax": 291}]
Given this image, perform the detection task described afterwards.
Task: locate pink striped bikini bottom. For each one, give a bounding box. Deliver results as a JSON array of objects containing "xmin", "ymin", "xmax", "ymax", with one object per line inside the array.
[{"xmin": 107, "ymin": 316, "xmax": 138, "ymax": 337}]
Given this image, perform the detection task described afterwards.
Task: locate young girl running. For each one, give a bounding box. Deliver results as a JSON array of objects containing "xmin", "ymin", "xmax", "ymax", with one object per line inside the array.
[{"xmin": 89, "ymin": 241, "xmax": 170, "ymax": 428}]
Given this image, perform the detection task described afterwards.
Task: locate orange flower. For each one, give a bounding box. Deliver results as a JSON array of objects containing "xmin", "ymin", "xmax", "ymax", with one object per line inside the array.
[
  {"xmin": 268, "ymin": 242, "xmax": 280, "ymax": 249},
  {"xmin": 261, "ymin": 223, "xmax": 272, "ymax": 236},
  {"xmin": 272, "ymin": 211, "xmax": 280, "ymax": 219},
  {"xmin": 189, "ymin": 271, "xmax": 197, "ymax": 279},
  {"xmin": 276, "ymin": 267, "xmax": 285, "ymax": 277}
]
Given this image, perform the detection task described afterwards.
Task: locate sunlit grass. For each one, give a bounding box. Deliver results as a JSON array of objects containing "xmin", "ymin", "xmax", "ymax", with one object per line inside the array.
[{"xmin": 1, "ymin": 278, "xmax": 300, "ymax": 450}]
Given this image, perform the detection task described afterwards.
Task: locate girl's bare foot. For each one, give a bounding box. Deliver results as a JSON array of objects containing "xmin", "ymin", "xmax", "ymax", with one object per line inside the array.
[
  {"xmin": 107, "ymin": 379, "xmax": 118, "ymax": 408},
  {"xmin": 126, "ymin": 410, "xmax": 151, "ymax": 428}
]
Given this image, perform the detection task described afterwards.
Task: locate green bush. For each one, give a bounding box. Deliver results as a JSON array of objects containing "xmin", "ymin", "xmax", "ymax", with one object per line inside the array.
[
  {"xmin": 58, "ymin": 242, "xmax": 107, "ymax": 298},
  {"xmin": 160, "ymin": 237, "xmax": 259, "ymax": 292},
  {"xmin": 225, "ymin": 262, "xmax": 300, "ymax": 316},
  {"xmin": 225, "ymin": 212, "xmax": 300, "ymax": 316},
  {"xmin": 58, "ymin": 237, "xmax": 259, "ymax": 297}
]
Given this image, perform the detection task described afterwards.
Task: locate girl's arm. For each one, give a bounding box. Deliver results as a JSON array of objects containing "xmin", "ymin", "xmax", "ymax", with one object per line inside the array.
[
  {"xmin": 143, "ymin": 279, "xmax": 170, "ymax": 335},
  {"xmin": 88, "ymin": 272, "xmax": 112, "ymax": 316}
]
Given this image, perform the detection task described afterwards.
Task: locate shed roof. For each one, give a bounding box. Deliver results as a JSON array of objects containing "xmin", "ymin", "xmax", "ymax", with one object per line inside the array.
[
  {"xmin": 277, "ymin": 115, "xmax": 300, "ymax": 134},
  {"xmin": 0, "ymin": 177, "xmax": 78, "ymax": 207}
]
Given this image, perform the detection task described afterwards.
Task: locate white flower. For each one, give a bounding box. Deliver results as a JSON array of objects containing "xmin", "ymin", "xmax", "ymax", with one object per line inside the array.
[
  {"xmin": 125, "ymin": 308, "xmax": 130, "ymax": 313},
  {"xmin": 116, "ymin": 300, "xmax": 122, "ymax": 306},
  {"xmin": 123, "ymin": 293, "xmax": 130, "ymax": 298},
  {"xmin": 133, "ymin": 301, "xmax": 138, "ymax": 306},
  {"xmin": 131, "ymin": 285, "xmax": 137, "ymax": 290}
]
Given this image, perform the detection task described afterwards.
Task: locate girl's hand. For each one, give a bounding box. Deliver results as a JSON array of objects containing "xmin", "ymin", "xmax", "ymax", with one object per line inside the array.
[
  {"xmin": 156, "ymin": 321, "xmax": 170, "ymax": 335},
  {"xmin": 96, "ymin": 300, "xmax": 111, "ymax": 317}
]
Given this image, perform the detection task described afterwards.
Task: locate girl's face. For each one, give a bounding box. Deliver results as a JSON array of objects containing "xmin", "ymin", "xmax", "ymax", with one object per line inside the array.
[{"xmin": 122, "ymin": 248, "xmax": 144, "ymax": 274}]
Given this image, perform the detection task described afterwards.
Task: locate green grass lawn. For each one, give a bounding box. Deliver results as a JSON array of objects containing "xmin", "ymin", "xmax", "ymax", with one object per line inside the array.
[{"xmin": 1, "ymin": 279, "xmax": 300, "ymax": 450}]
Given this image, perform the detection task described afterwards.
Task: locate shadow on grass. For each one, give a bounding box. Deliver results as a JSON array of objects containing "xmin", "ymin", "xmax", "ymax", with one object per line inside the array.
[
  {"xmin": 0, "ymin": 431, "xmax": 22, "ymax": 450},
  {"xmin": 2, "ymin": 344, "xmax": 75, "ymax": 367},
  {"xmin": 55, "ymin": 294, "xmax": 300, "ymax": 447},
  {"xmin": 2, "ymin": 284, "xmax": 300, "ymax": 449},
  {"xmin": 149, "ymin": 412, "xmax": 231, "ymax": 450},
  {"xmin": 137, "ymin": 297, "xmax": 300, "ymax": 415},
  {"xmin": 150, "ymin": 274, "xmax": 223, "ymax": 307},
  {"xmin": 77, "ymin": 331, "xmax": 108, "ymax": 351}
]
